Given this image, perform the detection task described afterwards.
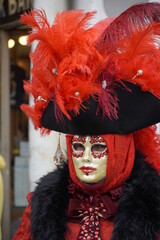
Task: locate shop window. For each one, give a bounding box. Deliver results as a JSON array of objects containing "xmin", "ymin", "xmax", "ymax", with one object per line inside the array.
[{"xmin": 9, "ymin": 29, "xmax": 30, "ymax": 237}]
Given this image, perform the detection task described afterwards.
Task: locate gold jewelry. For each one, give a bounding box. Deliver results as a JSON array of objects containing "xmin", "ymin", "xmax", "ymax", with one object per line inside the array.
[{"xmin": 53, "ymin": 133, "xmax": 65, "ymax": 168}]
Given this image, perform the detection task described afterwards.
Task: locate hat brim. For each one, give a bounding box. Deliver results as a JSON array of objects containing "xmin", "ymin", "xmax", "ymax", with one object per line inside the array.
[{"xmin": 41, "ymin": 81, "xmax": 160, "ymax": 135}]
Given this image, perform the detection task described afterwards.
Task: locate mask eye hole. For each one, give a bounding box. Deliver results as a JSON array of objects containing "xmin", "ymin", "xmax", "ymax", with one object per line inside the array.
[
  {"xmin": 91, "ymin": 144, "xmax": 107, "ymax": 153},
  {"xmin": 72, "ymin": 143, "xmax": 85, "ymax": 152}
]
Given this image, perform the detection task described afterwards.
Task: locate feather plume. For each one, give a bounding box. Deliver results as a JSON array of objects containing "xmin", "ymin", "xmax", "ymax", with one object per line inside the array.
[
  {"xmin": 116, "ymin": 22, "xmax": 160, "ymax": 97},
  {"xmin": 21, "ymin": 4, "xmax": 160, "ymax": 134},
  {"xmin": 21, "ymin": 9, "xmax": 50, "ymax": 29},
  {"xmin": 21, "ymin": 9, "xmax": 104, "ymax": 131},
  {"xmin": 20, "ymin": 11, "xmax": 39, "ymax": 29},
  {"xmin": 134, "ymin": 125, "xmax": 160, "ymax": 174},
  {"xmin": 96, "ymin": 56, "xmax": 129, "ymax": 119},
  {"xmin": 20, "ymin": 104, "xmax": 41, "ymax": 129},
  {"xmin": 96, "ymin": 3, "xmax": 160, "ymax": 54},
  {"xmin": 96, "ymin": 3, "xmax": 160, "ymax": 100}
]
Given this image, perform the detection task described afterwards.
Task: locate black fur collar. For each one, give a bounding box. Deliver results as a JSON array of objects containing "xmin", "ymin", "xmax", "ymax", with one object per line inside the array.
[{"xmin": 31, "ymin": 153, "xmax": 160, "ymax": 240}]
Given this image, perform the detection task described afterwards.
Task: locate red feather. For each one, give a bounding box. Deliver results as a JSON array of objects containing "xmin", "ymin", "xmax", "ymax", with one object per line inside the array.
[
  {"xmin": 134, "ymin": 125, "xmax": 160, "ymax": 174},
  {"xmin": 21, "ymin": 4, "xmax": 160, "ymax": 134},
  {"xmin": 21, "ymin": 9, "xmax": 50, "ymax": 29},
  {"xmin": 21, "ymin": 9, "xmax": 103, "ymax": 132},
  {"xmin": 116, "ymin": 22, "xmax": 160, "ymax": 98},
  {"xmin": 96, "ymin": 3, "xmax": 160, "ymax": 54},
  {"xmin": 95, "ymin": 2, "xmax": 160, "ymax": 113}
]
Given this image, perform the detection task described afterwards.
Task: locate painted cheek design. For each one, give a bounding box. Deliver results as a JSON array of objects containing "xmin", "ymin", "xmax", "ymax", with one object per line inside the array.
[
  {"xmin": 90, "ymin": 135, "xmax": 104, "ymax": 144},
  {"xmin": 73, "ymin": 136, "xmax": 86, "ymax": 144},
  {"xmin": 92, "ymin": 149, "xmax": 108, "ymax": 158},
  {"xmin": 72, "ymin": 152, "xmax": 83, "ymax": 158}
]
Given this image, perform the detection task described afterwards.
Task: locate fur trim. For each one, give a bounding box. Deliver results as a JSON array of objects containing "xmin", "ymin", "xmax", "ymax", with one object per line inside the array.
[
  {"xmin": 31, "ymin": 154, "xmax": 160, "ymax": 239},
  {"xmin": 111, "ymin": 152, "xmax": 160, "ymax": 240},
  {"xmin": 31, "ymin": 164, "xmax": 69, "ymax": 240}
]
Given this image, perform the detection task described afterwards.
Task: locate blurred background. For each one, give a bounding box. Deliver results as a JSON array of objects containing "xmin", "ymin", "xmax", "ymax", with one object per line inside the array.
[{"xmin": 0, "ymin": 0, "xmax": 156, "ymax": 239}]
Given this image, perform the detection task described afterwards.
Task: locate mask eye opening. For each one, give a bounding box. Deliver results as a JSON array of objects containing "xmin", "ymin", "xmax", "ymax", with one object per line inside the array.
[
  {"xmin": 91, "ymin": 144, "xmax": 107, "ymax": 153},
  {"xmin": 72, "ymin": 143, "xmax": 85, "ymax": 152}
]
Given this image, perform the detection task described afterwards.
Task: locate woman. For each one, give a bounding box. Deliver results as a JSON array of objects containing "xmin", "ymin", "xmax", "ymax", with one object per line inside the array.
[
  {"xmin": 14, "ymin": 3, "xmax": 160, "ymax": 239},
  {"xmin": 13, "ymin": 130, "xmax": 160, "ymax": 239}
]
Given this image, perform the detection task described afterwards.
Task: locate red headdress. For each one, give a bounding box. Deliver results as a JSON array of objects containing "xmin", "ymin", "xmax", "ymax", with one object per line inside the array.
[
  {"xmin": 20, "ymin": 10, "xmax": 109, "ymax": 134},
  {"xmin": 20, "ymin": 4, "xmax": 160, "ymax": 174},
  {"xmin": 66, "ymin": 133, "xmax": 135, "ymax": 192},
  {"xmin": 21, "ymin": 3, "xmax": 160, "ymax": 136}
]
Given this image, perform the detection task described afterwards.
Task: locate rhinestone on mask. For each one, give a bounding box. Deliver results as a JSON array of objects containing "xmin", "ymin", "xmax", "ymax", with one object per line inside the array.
[
  {"xmin": 90, "ymin": 136, "xmax": 103, "ymax": 144},
  {"xmin": 72, "ymin": 152, "xmax": 83, "ymax": 158},
  {"xmin": 73, "ymin": 136, "xmax": 86, "ymax": 144}
]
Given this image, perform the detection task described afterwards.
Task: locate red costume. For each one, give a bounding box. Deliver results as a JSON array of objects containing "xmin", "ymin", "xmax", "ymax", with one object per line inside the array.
[{"xmin": 14, "ymin": 3, "xmax": 160, "ymax": 240}]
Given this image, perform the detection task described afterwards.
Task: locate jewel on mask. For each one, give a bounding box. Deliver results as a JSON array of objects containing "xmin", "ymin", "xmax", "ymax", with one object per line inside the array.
[
  {"xmin": 73, "ymin": 152, "xmax": 83, "ymax": 158},
  {"xmin": 73, "ymin": 136, "xmax": 86, "ymax": 144},
  {"xmin": 132, "ymin": 69, "xmax": 143, "ymax": 81},
  {"xmin": 92, "ymin": 149, "xmax": 108, "ymax": 158},
  {"xmin": 90, "ymin": 136, "xmax": 104, "ymax": 144}
]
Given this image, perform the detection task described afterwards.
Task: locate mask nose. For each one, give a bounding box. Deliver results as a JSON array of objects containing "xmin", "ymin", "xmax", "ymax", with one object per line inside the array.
[{"xmin": 83, "ymin": 146, "xmax": 92, "ymax": 163}]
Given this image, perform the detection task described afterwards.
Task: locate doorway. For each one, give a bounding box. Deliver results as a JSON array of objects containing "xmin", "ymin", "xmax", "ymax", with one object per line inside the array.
[
  {"xmin": 0, "ymin": 27, "xmax": 30, "ymax": 239},
  {"xmin": 8, "ymin": 28, "xmax": 30, "ymax": 237}
]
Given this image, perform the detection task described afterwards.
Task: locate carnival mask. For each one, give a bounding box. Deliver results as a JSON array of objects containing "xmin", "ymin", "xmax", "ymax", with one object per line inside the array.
[{"xmin": 72, "ymin": 135, "xmax": 108, "ymax": 183}]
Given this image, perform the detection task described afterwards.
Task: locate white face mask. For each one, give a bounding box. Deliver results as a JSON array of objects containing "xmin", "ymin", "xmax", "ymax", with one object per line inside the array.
[{"xmin": 72, "ymin": 135, "xmax": 108, "ymax": 184}]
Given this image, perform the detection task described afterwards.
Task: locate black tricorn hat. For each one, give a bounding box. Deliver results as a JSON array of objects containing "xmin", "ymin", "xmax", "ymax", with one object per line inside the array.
[{"xmin": 21, "ymin": 3, "xmax": 160, "ymax": 135}]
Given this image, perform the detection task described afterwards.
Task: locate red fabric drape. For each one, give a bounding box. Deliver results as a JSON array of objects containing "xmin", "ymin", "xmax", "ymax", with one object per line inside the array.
[
  {"xmin": 65, "ymin": 134, "xmax": 135, "ymax": 239},
  {"xmin": 66, "ymin": 134, "xmax": 135, "ymax": 192}
]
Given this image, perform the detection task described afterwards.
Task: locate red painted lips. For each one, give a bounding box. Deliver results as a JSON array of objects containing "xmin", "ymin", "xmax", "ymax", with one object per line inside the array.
[{"xmin": 80, "ymin": 166, "xmax": 97, "ymax": 175}]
